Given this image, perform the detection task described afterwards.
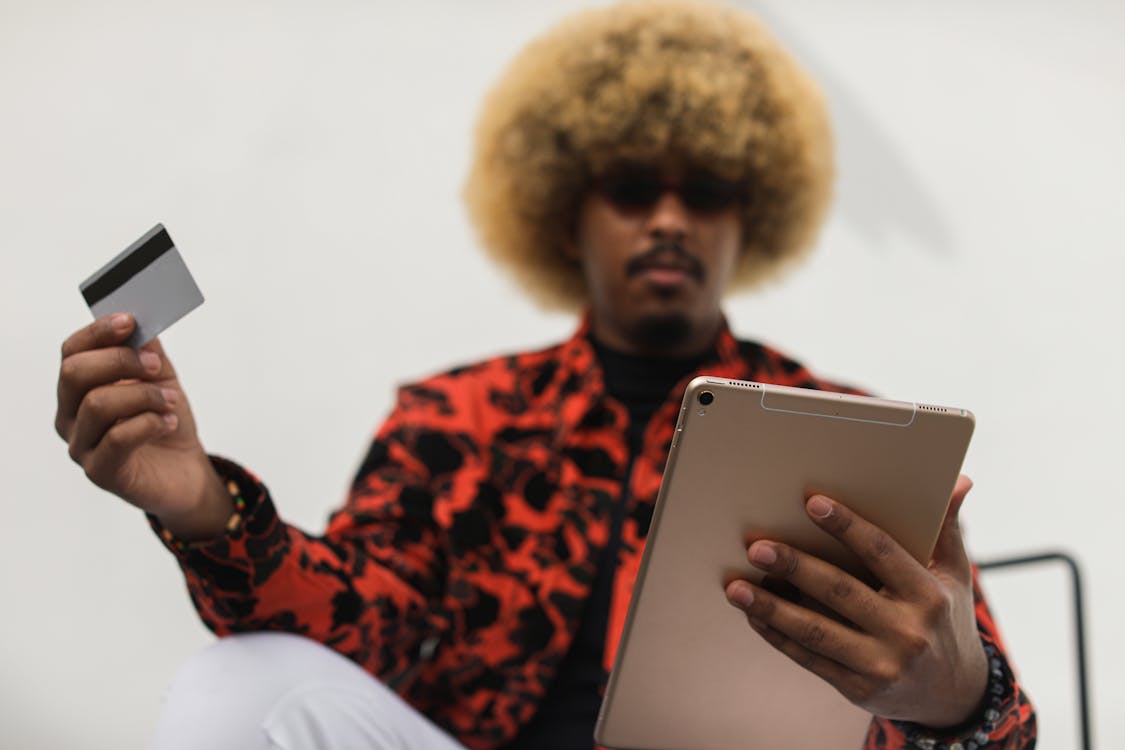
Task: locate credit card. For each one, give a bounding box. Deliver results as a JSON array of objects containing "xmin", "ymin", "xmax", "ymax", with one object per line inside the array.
[{"xmin": 79, "ymin": 223, "xmax": 204, "ymax": 348}]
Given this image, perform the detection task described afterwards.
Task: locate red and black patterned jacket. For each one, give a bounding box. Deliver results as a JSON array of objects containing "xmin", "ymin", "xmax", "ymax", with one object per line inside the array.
[{"xmin": 157, "ymin": 321, "xmax": 1036, "ymax": 749}]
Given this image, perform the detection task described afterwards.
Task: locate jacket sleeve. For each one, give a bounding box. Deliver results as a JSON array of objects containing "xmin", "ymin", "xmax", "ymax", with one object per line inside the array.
[
  {"xmin": 150, "ymin": 380, "xmax": 478, "ymax": 682},
  {"xmin": 864, "ymin": 567, "xmax": 1038, "ymax": 749}
]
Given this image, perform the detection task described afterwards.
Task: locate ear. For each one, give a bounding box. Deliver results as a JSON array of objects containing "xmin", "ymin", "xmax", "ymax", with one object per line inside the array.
[
  {"xmin": 562, "ymin": 237, "xmax": 582, "ymax": 264},
  {"xmin": 563, "ymin": 194, "xmax": 592, "ymax": 265}
]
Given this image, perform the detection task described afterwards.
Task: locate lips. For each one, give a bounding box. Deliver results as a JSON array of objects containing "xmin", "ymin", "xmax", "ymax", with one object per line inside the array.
[{"xmin": 626, "ymin": 243, "xmax": 704, "ymax": 284}]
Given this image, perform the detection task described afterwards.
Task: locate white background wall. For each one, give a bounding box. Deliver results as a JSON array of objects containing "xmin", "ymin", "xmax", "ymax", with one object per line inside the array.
[{"xmin": 2, "ymin": 0, "xmax": 1121, "ymax": 747}]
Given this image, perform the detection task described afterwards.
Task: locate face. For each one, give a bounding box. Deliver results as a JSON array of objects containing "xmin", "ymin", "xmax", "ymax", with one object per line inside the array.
[{"xmin": 566, "ymin": 162, "xmax": 743, "ymax": 357}]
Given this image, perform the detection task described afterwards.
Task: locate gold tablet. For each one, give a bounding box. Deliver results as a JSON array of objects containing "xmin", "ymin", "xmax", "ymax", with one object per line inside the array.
[{"xmin": 595, "ymin": 377, "xmax": 975, "ymax": 750}]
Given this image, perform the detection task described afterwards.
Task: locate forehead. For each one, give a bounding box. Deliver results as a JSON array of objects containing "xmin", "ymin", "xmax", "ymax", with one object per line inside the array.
[{"xmin": 594, "ymin": 157, "xmax": 737, "ymax": 182}]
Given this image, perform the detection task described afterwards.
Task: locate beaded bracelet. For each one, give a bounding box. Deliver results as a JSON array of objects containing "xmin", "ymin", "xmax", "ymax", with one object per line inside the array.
[
  {"xmin": 893, "ymin": 643, "xmax": 1011, "ymax": 750},
  {"xmin": 160, "ymin": 479, "xmax": 247, "ymax": 551}
]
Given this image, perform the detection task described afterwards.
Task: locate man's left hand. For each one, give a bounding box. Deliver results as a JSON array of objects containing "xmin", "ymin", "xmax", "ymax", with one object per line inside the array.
[{"xmin": 724, "ymin": 475, "xmax": 988, "ymax": 727}]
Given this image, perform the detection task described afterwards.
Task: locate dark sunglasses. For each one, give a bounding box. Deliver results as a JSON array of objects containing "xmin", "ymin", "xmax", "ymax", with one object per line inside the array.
[{"xmin": 595, "ymin": 167, "xmax": 745, "ymax": 213}]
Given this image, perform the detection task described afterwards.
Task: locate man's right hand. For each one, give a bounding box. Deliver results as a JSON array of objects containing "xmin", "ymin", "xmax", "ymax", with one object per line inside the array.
[{"xmin": 56, "ymin": 313, "xmax": 233, "ymax": 541}]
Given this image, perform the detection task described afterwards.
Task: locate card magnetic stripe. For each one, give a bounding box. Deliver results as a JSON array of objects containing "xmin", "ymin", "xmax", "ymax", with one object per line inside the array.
[{"xmin": 80, "ymin": 227, "xmax": 176, "ymax": 307}]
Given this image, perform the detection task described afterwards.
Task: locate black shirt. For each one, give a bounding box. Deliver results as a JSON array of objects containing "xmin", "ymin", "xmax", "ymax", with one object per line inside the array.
[{"xmin": 503, "ymin": 340, "xmax": 712, "ymax": 749}]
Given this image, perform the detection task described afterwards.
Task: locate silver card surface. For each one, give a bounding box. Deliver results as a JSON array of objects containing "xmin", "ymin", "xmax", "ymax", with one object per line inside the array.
[{"xmin": 79, "ymin": 224, "xmax": 204, "ymax": 347}]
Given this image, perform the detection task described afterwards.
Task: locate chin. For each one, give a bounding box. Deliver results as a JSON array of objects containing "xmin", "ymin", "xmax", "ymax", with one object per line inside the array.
[{"xmin": 627, "ymin": 312, "xmax": 696, "ymax": 353}]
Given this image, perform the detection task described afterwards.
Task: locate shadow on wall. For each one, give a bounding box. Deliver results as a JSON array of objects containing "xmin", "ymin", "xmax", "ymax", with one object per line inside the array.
[{"xmin": 746, "ymin": 1, "xmax": 955, "ymax": 255}]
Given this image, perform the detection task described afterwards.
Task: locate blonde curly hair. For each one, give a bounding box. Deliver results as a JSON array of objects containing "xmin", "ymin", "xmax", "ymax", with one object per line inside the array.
[{"xmin": 463, "ymin": 0, "xmax": 834, "ymax": 311}]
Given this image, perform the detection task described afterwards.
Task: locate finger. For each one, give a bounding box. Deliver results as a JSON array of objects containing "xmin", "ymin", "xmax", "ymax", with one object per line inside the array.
[
  {"xmin": 61, "ymin": 314, "xmax": 135, "ymax": 360},
  {"xmin": 929, "ymin": 474, "xmax": 973, "ymax": 576},
  {"xmin": 138, "ymin": 337, "xmax": 177, "ymax": 379},
  {"xmin": 746, "ymin": 541, "xmax": 889, "ymax": 634},
  {"xmin": 70, "ymin": 382, "xmax": 178, "ymax": 459},
  {"xmin": 80, "ymin": 411, "xmax": 178, "ymax": 489},
  {"xmin": 805, "ymin": 494, "xmax": 933, "ymax": 597},
  {"xmin": 56, "ymin": 345, "xmax": 166, "ymax": 439},
  {"xmin": 726, "ymin": 579, "xmax": 880, "ymax": 677},
  {"xmin": 745, "ymin": 614, "xmax": 915, "ymax": 714},
  {"xmin": 745, "ymin": 617, "xmax": 874, "ymax": 697}
]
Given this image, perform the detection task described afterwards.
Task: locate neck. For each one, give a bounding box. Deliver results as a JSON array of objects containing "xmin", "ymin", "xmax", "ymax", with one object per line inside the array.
[{"xmin": 590, "ymin": 312, "xmax": 723, "ymax": 359}]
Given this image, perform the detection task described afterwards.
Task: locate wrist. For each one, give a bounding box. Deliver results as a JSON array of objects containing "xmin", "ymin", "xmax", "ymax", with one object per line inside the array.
[
  {"xmin": 918, "ymin": 637, "xmax": 990, "ymax": 729},
  {"xmin": 893, "ymin": 642, "xmax": 1013, "ymax": 749},
  {"xmin": 155, "ymin": 457, "xmax": 237, "ymax": 542}
]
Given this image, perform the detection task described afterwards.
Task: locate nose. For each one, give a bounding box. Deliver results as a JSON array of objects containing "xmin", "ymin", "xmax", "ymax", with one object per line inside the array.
[{"xmin": 645, "ymin": 190, "xmax": 690, "ymax": 241}]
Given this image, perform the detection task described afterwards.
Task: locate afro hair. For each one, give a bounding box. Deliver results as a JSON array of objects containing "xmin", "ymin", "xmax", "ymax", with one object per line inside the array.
[{"xmin": 463, "ymin": 0, "xmax": 834, "ymax": 310}]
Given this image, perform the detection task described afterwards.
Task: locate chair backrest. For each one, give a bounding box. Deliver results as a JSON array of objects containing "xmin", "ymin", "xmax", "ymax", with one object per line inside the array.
[{"xmin": 978, "ymin": 551, "xmax": 1092, "ymax": 750}]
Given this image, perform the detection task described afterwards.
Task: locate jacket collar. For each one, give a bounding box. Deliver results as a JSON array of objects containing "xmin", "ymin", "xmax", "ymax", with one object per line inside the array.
[
  {"xmin": 546, "ymin": 312, "xmax": 759, "ymax": 438},
  {"xmin": 563, "ymin": 311, "xmax": 753, "ymax": 381}
]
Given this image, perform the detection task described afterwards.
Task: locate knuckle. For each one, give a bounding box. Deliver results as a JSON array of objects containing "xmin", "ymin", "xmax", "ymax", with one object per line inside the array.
[
  {"xmin": 755, "ymin": 592, "xmax": 779, "ymax": 620},
  {"xmin": 54, "ymin": 414, "xmax": 70, "ymax": 441},
  {"xmin": 101, "ymin": 424, "xmax": 129, "ymax": 453},
  {"xmin": 899, "ymin": 627, "xmax": 931, "ymax": 661},
  {"xmin": 59, "ymin": 357, "xmax": 80, "ymax": 386},
  {"xmin": 116, "ymin": 346, "xmax": 135, "ymax": 373},
  {"xmin": 869, "ymin": 530, "xmax": 895, "ymax": 560},
  {"xmin": 855, "ymin": 593, "xmax": 882, "ymax": 622},
  {"xmin": 147, "ymin": 411, "xmax": 167, "ymax": 433},
  {"xmin": 82, "ymin": 390, "xmax": 105, "ymax": 419},
  {"xmin": 828, "ymin": 576, "xmax": 855, "ymax": 603},
  {"xmin": 920, "ymin": 587, "xmax": 954, "ymax": 627},
  {"xmin": 776, "ymin": 548, "xmax": 799, "ymax": 577},
  {"xmin": 830, "ymin": 511, "xmax": 853, "ymax": 536},
  {"xmin": 61, "ymin": 331, "xmax": 83, "ymax": 359},
  {"xmin": 869, "ymin": 659, "xmax": 902, "ymax": 689},
  {"xmin": 798, "ymin": 621, "xmax": 828, "ymax": 649},
  {"xmin": 81, "ymin": 452, "xmax": 103, "ymax": 483}
]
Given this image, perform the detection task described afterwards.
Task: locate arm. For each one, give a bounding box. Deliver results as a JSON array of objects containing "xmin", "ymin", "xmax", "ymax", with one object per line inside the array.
[
  {"xmin": 56, "ymin": 314, "xmax": 464, "ymax": 678},
  {"xmin": 151, "ymin": 385, "xmax": 476, "ymax": 679},
  {"xmin": 724, "ymin": 477, "xmax": 1037, "ymax": 748}
]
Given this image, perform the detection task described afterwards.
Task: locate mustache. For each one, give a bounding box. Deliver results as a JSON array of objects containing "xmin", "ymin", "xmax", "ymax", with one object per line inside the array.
[{"xmin": 625, "ymin": 240, "xmax": 705, "ymax": 281}]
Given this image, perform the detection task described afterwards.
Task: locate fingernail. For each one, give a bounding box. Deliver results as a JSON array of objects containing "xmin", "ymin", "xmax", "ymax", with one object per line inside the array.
[
  {"xmin": 140, "ymin": 351, "xmax": 161, "ymax": 374},
  {"xmin": 750, "ymin": 544, "xmax": 777, "ymax": 567},
  {"xmin": 111, "ymin": 314, "xmax": 131, "ymax": 334},
  {"xmin": 727, "ymin": 582, "xmax": 754, "ymax": 609},
  {"xmin": 808, "ymin": 495, "xmax": 833, "ymax": 519},
  {"xmin": 163, "ymin": 413, "xmax": 178, "ymax": 431},
  {"xmin": 749, "ymin": 617, "xmax": 768, "ymax": 632},
  {"xmin": 161, "ymin": 388, "xmax": 178, "ymax": 407}
]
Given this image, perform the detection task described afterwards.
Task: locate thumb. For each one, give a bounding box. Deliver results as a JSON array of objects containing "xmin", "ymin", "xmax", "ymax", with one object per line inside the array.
[{"xmin": 930, "ymin": 474, "xmax": 973, "ymax": 575}]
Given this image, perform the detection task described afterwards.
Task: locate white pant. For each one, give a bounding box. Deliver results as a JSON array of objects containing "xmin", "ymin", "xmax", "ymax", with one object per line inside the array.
[{"xmin": 149, "ymin": 632, "xmax": 468, "ymax": 750}]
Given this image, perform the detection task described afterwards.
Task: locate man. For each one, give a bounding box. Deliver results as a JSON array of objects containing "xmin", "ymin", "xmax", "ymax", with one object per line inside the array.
[{"xmin": 55, "ymin": 1, "xmax": 1036, "ymax": 748}]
